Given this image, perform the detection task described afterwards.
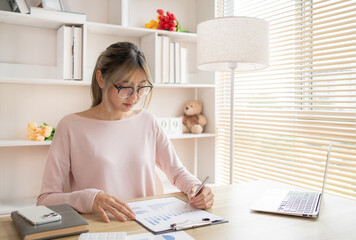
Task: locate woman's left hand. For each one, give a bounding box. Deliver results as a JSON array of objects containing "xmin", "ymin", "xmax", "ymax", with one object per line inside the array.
[{"xmin": 188, "ymin": 185, "xmax": 214, "ymax": 209}]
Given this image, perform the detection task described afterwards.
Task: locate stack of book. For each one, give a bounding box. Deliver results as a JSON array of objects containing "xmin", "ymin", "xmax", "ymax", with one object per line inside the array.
[
  {"xmin": 57, "ymin": 25, "xmax": 83, "ymax": 80},
  {"xmin": 141, "ymin": 35, "xmax": 188, "ymax": 84},
  {"xmin": 11, "ymin": 204, "xmax": 89, "ymax": 240},
  {"xmin": 159, "ymin": 35, "xmax": 187, "ymax": 84}
]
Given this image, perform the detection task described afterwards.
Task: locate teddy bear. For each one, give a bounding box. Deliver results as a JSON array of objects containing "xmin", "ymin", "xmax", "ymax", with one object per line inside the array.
[{"xmin": 182, "ymin": 100, "xmax": 207, "ymax": 134}]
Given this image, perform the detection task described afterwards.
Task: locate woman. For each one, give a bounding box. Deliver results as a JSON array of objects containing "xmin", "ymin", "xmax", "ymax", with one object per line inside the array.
[{"xmin": 37, "ymin": 42, "xmax": 214, "ymax": 223}]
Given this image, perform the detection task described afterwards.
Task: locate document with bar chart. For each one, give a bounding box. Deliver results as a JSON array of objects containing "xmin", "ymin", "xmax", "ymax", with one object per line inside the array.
[{"xmin": 127, "ymin": 197, "xmax": 227, "ymax": 234}]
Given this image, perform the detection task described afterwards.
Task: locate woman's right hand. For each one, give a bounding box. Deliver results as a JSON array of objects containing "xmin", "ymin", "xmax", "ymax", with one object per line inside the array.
[{"xmin": 92, "ymin": 192, "xmax": 136, "ymax": 223}]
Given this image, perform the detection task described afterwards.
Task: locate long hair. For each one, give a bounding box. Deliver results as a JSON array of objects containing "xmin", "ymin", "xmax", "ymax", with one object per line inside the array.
[{"xmin": 91, "ymin": 42, "xmax": 153, "ymax": 109}]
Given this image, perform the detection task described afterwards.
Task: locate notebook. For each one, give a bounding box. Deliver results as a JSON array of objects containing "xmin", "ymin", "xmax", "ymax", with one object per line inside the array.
[
  {"xmin": 250, "ymin": 144, "xmax": 332, "ymax": 218},
  {"xmin": 11, "ymin": 204, "xmax": 89, "ymax": 240}
]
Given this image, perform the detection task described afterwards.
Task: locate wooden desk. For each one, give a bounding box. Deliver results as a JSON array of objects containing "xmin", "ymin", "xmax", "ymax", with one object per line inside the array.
[{"xmin": 1, "ymin": 180, "xmax": 356, "ymax": 240}]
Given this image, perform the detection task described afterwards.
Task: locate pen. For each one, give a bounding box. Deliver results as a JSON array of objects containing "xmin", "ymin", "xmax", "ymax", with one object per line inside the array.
[{"xmin": 185, "ymin": 176, "xmax": 210, "ymax": 208}]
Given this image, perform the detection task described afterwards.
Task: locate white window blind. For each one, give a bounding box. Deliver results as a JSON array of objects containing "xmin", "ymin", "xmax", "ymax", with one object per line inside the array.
[{"xmin": 215, "ymin": 0, "xmax": 356, "ymax": 200}]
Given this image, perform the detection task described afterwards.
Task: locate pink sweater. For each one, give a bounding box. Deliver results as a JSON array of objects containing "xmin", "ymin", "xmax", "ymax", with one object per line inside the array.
[{"xmin": 37, "ymin": 110, "xmax": 200, "ymax": 213}]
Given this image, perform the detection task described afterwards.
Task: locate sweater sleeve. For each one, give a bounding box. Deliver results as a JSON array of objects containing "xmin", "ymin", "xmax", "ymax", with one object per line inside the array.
[
  {"xmin": 154, "ymin": 117, "xmax": 201, "ymax": 195},
  {"xmin": 36, "ymin": 116, "xmax": 101, "ymax": 213}
]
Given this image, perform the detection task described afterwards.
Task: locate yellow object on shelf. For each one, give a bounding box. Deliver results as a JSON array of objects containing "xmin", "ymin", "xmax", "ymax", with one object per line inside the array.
[{"xmin": 26, "ymin": 122, "xmax": 55, "ymax": 141}]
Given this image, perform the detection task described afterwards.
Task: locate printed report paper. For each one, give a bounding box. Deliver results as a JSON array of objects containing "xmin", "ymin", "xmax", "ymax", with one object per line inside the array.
[
  {"xmin": 128, "ymin": 231, "xmax": 195, "ymax": 240},
  {"xmin": 127, "ymin": 197, "xmax": 225, "ymax": 233}
]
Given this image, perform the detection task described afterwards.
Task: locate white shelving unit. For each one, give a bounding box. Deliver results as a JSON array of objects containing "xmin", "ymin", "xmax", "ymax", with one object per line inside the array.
[
  {"xmin": 0, "ymin": 140, "xmax": 52, "ymax": 147},
  {"xmin": 0, "ymin": 77, "xmax": 90, "ymax": 86},
  {"xmin": 0, "ymin": 133, "xmax": 215, "ymax": 147},
  {"xmin": 0, "ymin": 0, "xmax": 216, "ymax": 215}
]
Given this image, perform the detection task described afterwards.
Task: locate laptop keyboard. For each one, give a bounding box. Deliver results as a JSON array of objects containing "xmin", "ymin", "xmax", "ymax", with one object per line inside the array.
[{"xmin": 277, "ymin": 191, "xmax": 318, "ymax": 214}]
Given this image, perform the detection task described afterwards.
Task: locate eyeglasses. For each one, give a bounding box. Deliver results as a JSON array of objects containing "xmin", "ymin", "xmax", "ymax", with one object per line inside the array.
[{"xmin": 113, "ymin": 84, "xmax": 153, "ymax": 99}]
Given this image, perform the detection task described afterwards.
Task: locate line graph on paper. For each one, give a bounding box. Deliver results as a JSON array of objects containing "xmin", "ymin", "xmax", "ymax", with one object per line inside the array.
[{"xmin": 128, "ymin": 197, "xmax": 223, "ymax": 233}]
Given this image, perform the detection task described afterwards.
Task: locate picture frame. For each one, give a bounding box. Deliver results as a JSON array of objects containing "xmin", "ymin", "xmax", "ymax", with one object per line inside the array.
[
  {"xmin": 7, "ymin": 0, "xmax": 30, "ymax": 13},
  {"xmin": 0, "ymin": 0, "xmax": 13, "ymax": 11},
  {"xmin": 41, "ymin": 0, "xmax": 63, "ymax": 11}
]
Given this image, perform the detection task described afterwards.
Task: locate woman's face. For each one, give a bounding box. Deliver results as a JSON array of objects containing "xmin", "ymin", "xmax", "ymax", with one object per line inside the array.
[{"xmin": 107, "ymin": 69, "xmax": 150, "ymax": 113}]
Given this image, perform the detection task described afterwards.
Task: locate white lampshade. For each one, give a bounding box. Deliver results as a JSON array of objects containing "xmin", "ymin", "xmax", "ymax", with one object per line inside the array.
[
  {"xmin": 197, "ymin": 16, "xmax": 270, "ymax": 72},
  {"xmin": 197, "ymin": 17, "xmax": 270, "ymax": 184}
]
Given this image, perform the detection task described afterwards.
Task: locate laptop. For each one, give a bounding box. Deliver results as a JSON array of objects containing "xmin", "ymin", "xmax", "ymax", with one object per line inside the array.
[{"xmin": 250, "ymin": 144, "xmax": 332, "ymax": 218}]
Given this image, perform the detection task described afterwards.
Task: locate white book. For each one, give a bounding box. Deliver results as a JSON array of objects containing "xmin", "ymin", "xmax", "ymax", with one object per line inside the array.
[
  {"xmin": 161, "ymin": 36, "xmax": 170, "ymax": 84},
  {"xmin": 57, "ymin": 25, "xmax": 73, "ymax": 80},
  {"xmin": 169, "ymin": 42, "xmax": 175, "ymax": 84},
  {"xmin": 73, "ymin": 26, "xmax": 83, "ymax": 80},
  {"xmin": 174, "ymin": 42, "xmax": 181, "ymax": 84},
  {"xmin": 155, "ymin": 36, "xmax": 162, "ymax": 84},
  {"xmin": 180, "ymin": 47, "xmax": 187, "ymax": 84},
  {"xmin": 140, "ymin": 34, "xmax": 157, "ymax": 83},
  {"xmin": 30, "ymin": 7, "xmax": 86, "ymax": 23}
]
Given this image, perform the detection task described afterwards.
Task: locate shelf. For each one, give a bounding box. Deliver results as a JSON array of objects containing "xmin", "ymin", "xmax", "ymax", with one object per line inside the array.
[
  {"xmin": 86, "ymin": 21, "xmax": 197, "ymax": 42},
  {"xmin": 0, "ymin": 134, "xmax": 215, "ymax": 147},
  {"xmin": 0, "ymin": 140, "xmax": 51, "ymax": 147},
  {"xmin": 0, "ymin": 77, "xmax": 214, "ymax": 88},
  {"xmin": 0, "ymin": 77, "xmax": 91, "ymax": 86},
  {"xmin": 169, "ymin": 133, "xmax": 215, "ymax": 139},
  {"xmin": 86, "ymin": 21, "xmax": 153, "ymax": 38},
  {"xmin": 0, "ymin": 10, "xmax": 84, "ymax": 30},
  {"xmin": 156, "ymin": 29, "xmax": 197, "ymax": 43},
  {"xmin": 153, "ymin": 83, "xmax": 215, "ymax": 88},
  {"xmin": 0, "ymin": 10, "xmax": 197, "ymax": 42}
]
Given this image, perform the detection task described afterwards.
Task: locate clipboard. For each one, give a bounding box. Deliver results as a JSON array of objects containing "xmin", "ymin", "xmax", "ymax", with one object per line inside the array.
[{"xmin": 127, "ymin": 197, "xmax": 228, "ymax": 235}]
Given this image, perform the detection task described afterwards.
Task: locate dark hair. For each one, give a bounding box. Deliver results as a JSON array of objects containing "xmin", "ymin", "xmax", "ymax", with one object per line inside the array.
[{"xmin": 91, "ymin": 42, "xmax": 152, "ymax": 108}]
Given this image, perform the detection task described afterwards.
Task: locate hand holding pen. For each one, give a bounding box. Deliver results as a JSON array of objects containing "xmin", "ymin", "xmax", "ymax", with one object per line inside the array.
[{"xmin": 186, "ymin": 176, "xmax": 214, "ymax": 209}]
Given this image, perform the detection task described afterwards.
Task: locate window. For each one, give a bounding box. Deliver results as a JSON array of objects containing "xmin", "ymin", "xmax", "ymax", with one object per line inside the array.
[{"xmin": 215, "ymin": 0, "xmax": 356, "ymax": 200}]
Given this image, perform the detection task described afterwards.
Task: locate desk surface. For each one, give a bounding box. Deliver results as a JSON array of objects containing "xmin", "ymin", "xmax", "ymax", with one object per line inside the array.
[{"xmin": 1, "ymin": 180, "xmax": 356, "ymax": 240}]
